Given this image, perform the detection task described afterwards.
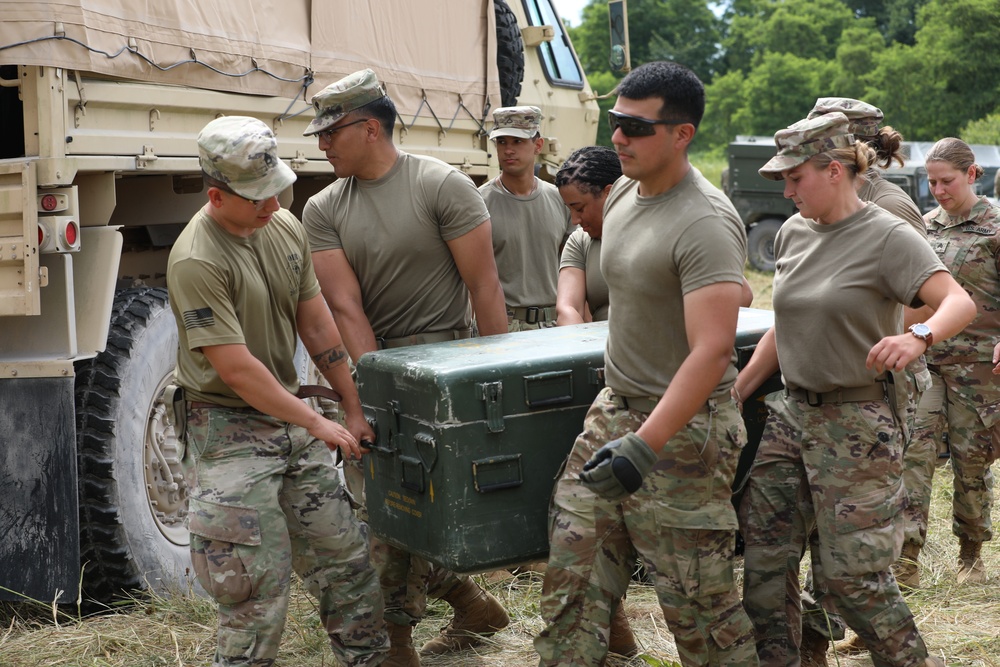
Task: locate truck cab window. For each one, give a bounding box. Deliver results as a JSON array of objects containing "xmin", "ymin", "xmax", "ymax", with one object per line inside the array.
[{"xmin": 521, "ymin": 0, "xmax": 585, "ymax": 88}]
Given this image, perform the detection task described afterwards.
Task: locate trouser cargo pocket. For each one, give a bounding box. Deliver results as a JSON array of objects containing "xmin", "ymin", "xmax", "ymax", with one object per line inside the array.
[{"xmin": 188, "ymin": 497, "xmax": 262, "ymax": 606}]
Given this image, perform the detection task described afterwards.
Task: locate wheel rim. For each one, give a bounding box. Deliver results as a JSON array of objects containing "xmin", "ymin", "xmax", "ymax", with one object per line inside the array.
[{"xmin": 143, "ymin": 373, "xmax": 190, "ymax": 547}]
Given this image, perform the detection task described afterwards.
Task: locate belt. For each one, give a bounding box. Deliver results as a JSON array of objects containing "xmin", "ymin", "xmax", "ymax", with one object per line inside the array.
[
  {"xmin": 377, "ymin": 328, "xmax": 473, "ymax": 350},
  {"xmin": 612, "ymin": 393, "xmax": 660, "ymax": 414},
  {"xmin": 785, "ymin": 382, "xmax": 886, "ymax": 407},
  {"xmin": 188, "ymin": 384, "xmax": 342, "ymax": 410},
  {"xmin": 507, "ymin": 305, "xmax": 557, "ymax": 325}
]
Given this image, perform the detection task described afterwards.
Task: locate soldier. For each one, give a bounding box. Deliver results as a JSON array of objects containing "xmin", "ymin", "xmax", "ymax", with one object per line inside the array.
[
  {"xmin": 167, "ymin": 116, "xmax": 387, "ymax": 667},
  {"xmin": 535, "ymin": 61, "xmax": 758, "ymax": 667},
  {"xmin": 799, "ymin": 97, "xmax": 932, "ymax": 665},
  {"xmin": 913, "ymin": 138, "xmax": 1000, "ymax": 585},
  {"xmin": 481, "ymin": 105, "xmax": 571, "ymax": 330},
  {"xmin": 733, "ymin": 112, "xmax": 974, "ymax": 667},
  {"xmin": 554, "ymin": 146, "xmax": 618, "ymax": 325},
  {"xmin": 300, "ymin": 69, "xmax": 509, "ymax": 666}
]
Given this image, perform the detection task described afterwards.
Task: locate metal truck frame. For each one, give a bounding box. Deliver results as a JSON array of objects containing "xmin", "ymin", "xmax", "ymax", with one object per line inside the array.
[{"xmin": 0, "ymin": 0, "xmax": 599, "ymax": 604}]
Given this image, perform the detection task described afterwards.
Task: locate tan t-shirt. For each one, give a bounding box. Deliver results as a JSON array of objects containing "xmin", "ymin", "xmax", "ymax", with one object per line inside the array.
[
  {"xmin": 772, "ymin": 203, "xmax": 945, "ymax": 392},
  {"xmin": 303, "ymin": 152, "xmax": 489, "ymax": 339},
  {"xmin": 601, "ymin": 168, "xmax": 747, "ymax": 397},
  {"xmin": 167, "ymin": 208, "xmax": 321, "ymax": 407},
  {"xmin": 480, "ymin": 177, "xmax": 570, "ymax": 308},
  {"xmin": 559, "ymin": 228, "xmax": 608, "ymax": 321},
  {"xmin": 859, "ymin": 170, "xmax": 926, "ymax": 237}
]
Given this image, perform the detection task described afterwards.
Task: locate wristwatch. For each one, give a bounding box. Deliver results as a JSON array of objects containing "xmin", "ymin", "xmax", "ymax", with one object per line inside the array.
[{"xmin": 908, "ymin": 323, "xmax": 934, "ymax": 347}]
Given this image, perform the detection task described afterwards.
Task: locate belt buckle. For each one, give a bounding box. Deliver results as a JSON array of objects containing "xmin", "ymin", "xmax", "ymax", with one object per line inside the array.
[
  {"xmin": 806, "ymin": 390, "xmax": 823, "ymax": 407},
  {"xmin": 375, "ymin": 337, "xmax": 386, "ymax": 350},
  {"xmin": 526, "ymin": 306, "xmax": 539, "ymax": 324}
]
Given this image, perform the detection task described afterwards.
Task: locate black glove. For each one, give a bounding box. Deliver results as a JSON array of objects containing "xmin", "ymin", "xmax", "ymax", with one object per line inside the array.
[{"xmin": 579, "ymin": 432, "xmax": 657, "ymax": 500}]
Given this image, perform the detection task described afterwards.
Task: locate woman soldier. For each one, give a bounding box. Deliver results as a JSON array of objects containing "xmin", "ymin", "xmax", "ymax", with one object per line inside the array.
[
  {"xmin": 800, "ymin": 98, "xmax": 933, "ymax": 664},
  {"xmin": 554, "ymin": 146, "xmax": 620, "ymax": 326},
  {"xmin": 733, "ymin": 112, "xmax": 974, "ymax": 667},
  {"xmin": 911, "ymin": 138, "xmax": 1000, "ymax": 585}
]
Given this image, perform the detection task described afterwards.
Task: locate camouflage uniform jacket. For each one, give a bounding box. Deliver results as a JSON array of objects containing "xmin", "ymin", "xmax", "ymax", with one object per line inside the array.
[{"xmin": 925, "ymin": 196, "xmax": 1000, "ymax": 364}]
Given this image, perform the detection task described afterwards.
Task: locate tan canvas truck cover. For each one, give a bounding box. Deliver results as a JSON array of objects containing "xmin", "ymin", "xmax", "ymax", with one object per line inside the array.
[
  {"xmin": 0, "ymin": 0, "xmax": 502, "ymax": 122},
  {"xmin": 0, "ymin": 0, "xmax": 600, "ymax": 606}
]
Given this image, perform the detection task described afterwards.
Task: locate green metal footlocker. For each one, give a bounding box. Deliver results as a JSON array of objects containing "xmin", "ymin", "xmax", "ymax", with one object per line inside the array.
[{"xmin": 356, "ymin": 310, "xmax": 779, "ymax": 574}]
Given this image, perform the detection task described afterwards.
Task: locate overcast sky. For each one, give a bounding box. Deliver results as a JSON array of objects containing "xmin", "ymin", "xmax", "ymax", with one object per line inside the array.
[{"xmin": 552, "ymin": 0, "xmax": 590, "ymax": 25}]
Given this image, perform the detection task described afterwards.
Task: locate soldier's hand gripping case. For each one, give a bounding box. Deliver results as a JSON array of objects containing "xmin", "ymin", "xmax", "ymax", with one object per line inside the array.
[{"xmin": 579, "ymin": 432, "xmax": 657, "ymax": 499}]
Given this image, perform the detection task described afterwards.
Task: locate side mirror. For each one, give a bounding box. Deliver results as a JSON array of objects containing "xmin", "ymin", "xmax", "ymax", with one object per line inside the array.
[{"xmin": 608, "ymin": 0, "xmax": 631, "ymax": 73}]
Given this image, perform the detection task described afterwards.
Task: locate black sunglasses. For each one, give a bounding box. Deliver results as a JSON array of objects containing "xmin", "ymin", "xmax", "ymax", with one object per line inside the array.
[
  {"xmin": 316, "ymin": 118, "xmax": 369, "ymax": 141},
  {"xmin": 607, "ymin": 110, "xmax": 686, "ymax": 138}
]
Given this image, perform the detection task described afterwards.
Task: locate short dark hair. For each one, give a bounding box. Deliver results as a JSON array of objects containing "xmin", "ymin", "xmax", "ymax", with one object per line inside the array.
[
  {"xmin": 351, "ymin": 95, "xmax": 398, "ymax": 137},
  {"xmin": 616, "ymin": 61, "xmax": 705, "ymax": 128},
  {"xmin": 555, "ymin": 146, "xmax": 622, "ymax": 195}
]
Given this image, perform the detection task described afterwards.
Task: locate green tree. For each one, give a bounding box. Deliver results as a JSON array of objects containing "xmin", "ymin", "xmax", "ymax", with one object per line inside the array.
[
  {"xmin": 699, "ymin": 70, "xmax": 749, "ymax": 149},
  {"xmin": 570, "ymin": 0, "xmax": 723, "ymax": 82},
  {"xmin": 842, "ymin": 0, "xmax": 931, "ymax": 44},
  {"xmin": 731, "ymin": 52, "xmax": 840, "ymax": 137},
  {"xmin": 963, "ymin": 114, "xmax": 1000, "ymax": 145},
  {"xmin": 867, "ymin": 0, "xmax": 1000, "ymax": 140}
]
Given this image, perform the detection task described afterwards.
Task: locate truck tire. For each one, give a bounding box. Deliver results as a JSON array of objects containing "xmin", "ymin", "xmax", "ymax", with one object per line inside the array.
[
  {"xmin": 747, "ymin": 218, "xmax": 782, "ymax": 273},
  {"xmin": 495, "ymin": 0, "xmax": 524, "ymax": 107},
  {"xmin": 75, "ymin": 287, "xmax": 195, "ymax": 602}
]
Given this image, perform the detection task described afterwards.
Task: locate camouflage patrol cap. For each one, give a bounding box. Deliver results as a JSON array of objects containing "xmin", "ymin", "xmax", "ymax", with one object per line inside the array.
[
  {"xmin": 759, "ymin": 113, "xmax": 856, "ymax": 181},
  {"xmin": 489, "ymin": 105, "xmax": 543, "ymax": 140},
  {"xmin": 808, "ymin": 97, "xmax": 884, "ymax": 137},
  {"xmin": 304, "ymin": 68, "xmax": 387, "ymax": 136},
  {"xmin": 198, "ymin": 116, "xmax": 296, "ymax": 200}
]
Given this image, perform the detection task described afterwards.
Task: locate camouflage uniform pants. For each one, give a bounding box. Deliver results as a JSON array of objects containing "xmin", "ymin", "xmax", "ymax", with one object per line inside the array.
[
  {"xmin": 535, "ymin": 387, "xmax": 757, "ymax": 667},
  {"xmin": 904, "ymin": 363, "xmax": 999, "ymax": 546},
  {"xmin": 801, "ymin": 364, "xmax": 929, "ymax": 640},
  {"xmin": 342, "ymin": 457, "xmax": 467, "ymax": 625},
  {"xmin": 185, "ymin": 406, "xmax": 388, "ymax": 667},
  {"xmin": 739, "ymin": 392, "xmax": 928, "ymax": 667}
]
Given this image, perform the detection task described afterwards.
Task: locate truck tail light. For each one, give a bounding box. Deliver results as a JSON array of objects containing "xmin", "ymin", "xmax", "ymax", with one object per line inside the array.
[{"xmin": 37, "ymin": 216, "xmax": 81, "ymax": 253}]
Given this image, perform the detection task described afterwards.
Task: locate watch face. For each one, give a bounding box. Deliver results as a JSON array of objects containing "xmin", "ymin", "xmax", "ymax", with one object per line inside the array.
[{"xmin": 911, "ymin": 323, "xmax": 931, "ymax": 337}]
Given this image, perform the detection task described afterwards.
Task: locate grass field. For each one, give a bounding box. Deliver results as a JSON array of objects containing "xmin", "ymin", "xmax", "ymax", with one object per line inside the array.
[
  {"xmin": 1, "ymin": 462, "xmax": 997, "ymax": 666},
  {"xmin": 2, "ymin": 154, "xmax": 994, "ymax": 667}
]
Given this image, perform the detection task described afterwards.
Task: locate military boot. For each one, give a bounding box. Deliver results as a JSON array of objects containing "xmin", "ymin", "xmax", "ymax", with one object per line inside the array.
[
  {"xmin": 833, "ymin": 631, "xmax": 867, "ymax": 655},
  {"xmin": 800, "ymin": 625, "xmax": 830, "ymax": 667},
  {"xmin": 385, "ymin": 622, "xmax": 420, "ymax": 667},
  {"xmin": 608, "ymin": 602, "xmax": 639, "ymax": 657},
  {"xmin": 420, "ymin": 578, "xmax": 510, "ymax": 654},
  {"xmin": 957, "ymin": 536, "xmax": 987, "ymax": 584},
  {"xmin": 892, "ymin": 541, "xmax": 922, "ymax": 589}
]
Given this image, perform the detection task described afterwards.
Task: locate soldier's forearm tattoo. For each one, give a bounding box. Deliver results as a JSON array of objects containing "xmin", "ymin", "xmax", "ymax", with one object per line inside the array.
[{"xmin": 312, "ymin": 346, "xmax": 348, "ymax": 372}]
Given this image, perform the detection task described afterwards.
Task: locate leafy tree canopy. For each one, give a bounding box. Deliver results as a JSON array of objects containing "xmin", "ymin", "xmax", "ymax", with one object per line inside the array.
[{"xmin": 565, "ymin": 0, "xmax": 1000, "ymax": 151}]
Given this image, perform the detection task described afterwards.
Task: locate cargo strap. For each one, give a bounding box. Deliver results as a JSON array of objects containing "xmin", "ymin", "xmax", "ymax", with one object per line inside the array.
[
  {"xmin": 377, "ymin": 328, "xmax": 473, "ymax": 350},
  {"xmin": 612, "ymin": 393, "xmax": 660, "ymax": 414},
  {"xmin": 507, "ymin": 305, "xmax": 557, "ymax": 325},
  {"xmin": 785, "ymin": 382, "xmax": 886, "ymax": 407},
  {"xmin": 188, "ymin": 384, "xmax": 342, "ymax": 410}
]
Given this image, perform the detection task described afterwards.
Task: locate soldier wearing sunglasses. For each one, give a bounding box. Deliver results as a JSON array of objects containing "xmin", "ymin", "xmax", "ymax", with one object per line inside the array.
[{"xmin": 536, "ymin": 61, "xmax": 757, "ymax": 667}]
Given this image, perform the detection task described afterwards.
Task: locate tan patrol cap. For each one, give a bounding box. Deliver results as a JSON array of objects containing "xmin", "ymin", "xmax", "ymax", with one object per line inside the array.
[
  {"xmin": 489, "ymin": 105, "xmax": 542, "ymax": 140},
  {"xmin": 807, "ymin": 97, "xmax": 884, "ymax": 137},
  {"xmin": 198, "ymin": 116, "xmax": 296, "ymax": 200},
  {"xmin": 758, "ymin": 113, "xmax": 856, "ymax": 181},
  {"xmin": 304, "ymin": 68, "xmax": 387, "ymax": 136}
]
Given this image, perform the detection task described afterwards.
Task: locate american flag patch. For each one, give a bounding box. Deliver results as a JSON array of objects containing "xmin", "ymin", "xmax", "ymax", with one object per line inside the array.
[{"xmin": 183, "ymin": 307, "xmax": 215, "ymax": 329}]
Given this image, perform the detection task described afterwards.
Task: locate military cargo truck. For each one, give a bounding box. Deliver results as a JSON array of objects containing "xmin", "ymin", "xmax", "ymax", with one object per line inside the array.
[
  {"xmin": 0, "ymin": 0, "xmax": 599, "ymax": 604},
  {"xmin": 724, "ymin": 136, "xmax": 1000, "ymax": 271}
]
